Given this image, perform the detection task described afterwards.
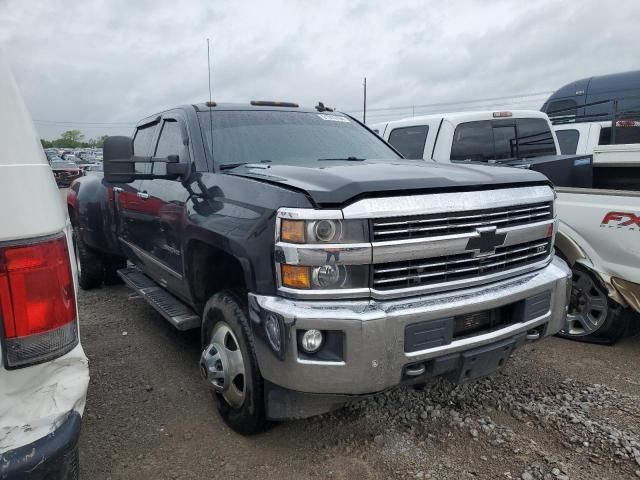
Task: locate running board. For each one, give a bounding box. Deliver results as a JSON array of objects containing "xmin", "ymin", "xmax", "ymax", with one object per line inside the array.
[{"xmin": 117, "ymin": 267, "xmax": 200, "ymax": 331}]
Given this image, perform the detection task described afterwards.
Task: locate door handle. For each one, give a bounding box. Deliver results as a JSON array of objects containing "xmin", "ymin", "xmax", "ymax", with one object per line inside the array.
[
  {"xmin": 137, "ymin": 191, "xmax": 150, "ymax": 199},
  {"xmin": 113, "ymin": 186, "xmax": 123, "ymax": 193}
]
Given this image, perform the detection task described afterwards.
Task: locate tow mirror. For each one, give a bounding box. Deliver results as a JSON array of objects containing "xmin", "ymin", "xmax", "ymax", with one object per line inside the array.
[
  {"xmin": 103, "ymin": 136, "xmax": 135, "ymax": 183},
  {"xmin": 103, "ymin": 137, "xmax": 189, "ymax": 183}
]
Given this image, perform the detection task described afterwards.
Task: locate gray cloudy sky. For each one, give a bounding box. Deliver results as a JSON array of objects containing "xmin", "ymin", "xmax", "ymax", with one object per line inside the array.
[{"xmin": 1, "ymin": 0, "xmax": 639, "ymax": 140}]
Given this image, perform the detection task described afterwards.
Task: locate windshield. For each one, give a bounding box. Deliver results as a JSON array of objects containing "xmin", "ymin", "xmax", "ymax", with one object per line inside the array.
[{"xmin": 198, "ymin": 110, "xmax": 401, "ymax": 168}]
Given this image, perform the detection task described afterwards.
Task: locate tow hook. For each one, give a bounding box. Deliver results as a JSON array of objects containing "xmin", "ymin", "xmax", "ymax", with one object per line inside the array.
[{"xmin": 526, "ymin": 329, "xmax": 541, "ymax": 341}]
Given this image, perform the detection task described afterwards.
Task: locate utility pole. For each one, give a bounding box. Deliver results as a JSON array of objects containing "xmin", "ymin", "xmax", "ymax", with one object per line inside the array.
[{"xmin": 363, "ymin": 77, "xmax": 367, "ymax": 124}]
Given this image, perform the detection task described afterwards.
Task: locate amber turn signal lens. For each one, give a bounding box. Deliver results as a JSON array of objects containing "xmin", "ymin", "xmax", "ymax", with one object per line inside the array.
[
  {"xmin": 280, "ymin": 219, "xmax": 305, "ymax": 243},
  {"xmin": 281, "ymin": 264, "xmax": 310, "ymax": 289}
]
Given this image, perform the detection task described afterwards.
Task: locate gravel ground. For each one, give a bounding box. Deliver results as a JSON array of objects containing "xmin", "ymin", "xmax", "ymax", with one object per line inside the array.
[{"xmin": 76, "ymin": 284, "xmax": 640, "ymax": 480}]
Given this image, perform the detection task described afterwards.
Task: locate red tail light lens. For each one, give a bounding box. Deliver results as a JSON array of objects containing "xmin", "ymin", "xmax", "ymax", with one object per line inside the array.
[{"xmin": 0, "ymin": 233, "xmax": 78, "ymax": 368}]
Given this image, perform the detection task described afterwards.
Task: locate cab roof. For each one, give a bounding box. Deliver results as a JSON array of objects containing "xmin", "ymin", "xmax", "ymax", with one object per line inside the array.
[
  {"xmin": 373, "ymin": 110, "xmax": 550, "ymax": 130},
  {"xmin": 136, "ymin": 102, "xmax": 340, "ymax": 128}
]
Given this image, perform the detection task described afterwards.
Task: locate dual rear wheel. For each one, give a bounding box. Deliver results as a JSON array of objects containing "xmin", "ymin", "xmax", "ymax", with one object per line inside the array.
[{"xmin": 72, "ymin": 227, "xmax": 126, "ymax": 289}]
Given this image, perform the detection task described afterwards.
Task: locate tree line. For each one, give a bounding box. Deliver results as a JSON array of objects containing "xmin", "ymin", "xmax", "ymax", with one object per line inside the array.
[{"xmin": 40, "ymin": 130, "xmax": 108, "ymax": 149}]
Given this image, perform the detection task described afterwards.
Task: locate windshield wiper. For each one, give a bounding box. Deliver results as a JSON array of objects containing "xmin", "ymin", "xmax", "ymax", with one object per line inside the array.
[
  {"xmin": 219, "ymin": 160, "xmax": 271, "ymax": 170},
  {"xmin": 317, "ymin": 156, "xmax": 366, "ymax": 161}
]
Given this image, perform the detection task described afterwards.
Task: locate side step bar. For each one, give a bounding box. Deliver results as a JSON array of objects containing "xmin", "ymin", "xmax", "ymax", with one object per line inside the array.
[{"xmin": 117, "ymin": 267, "xmax": 200, "ymax": 331}]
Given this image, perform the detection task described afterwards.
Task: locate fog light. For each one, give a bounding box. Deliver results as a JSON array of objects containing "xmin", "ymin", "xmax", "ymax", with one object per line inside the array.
[
  {"xmin": 265, "ymin": 313, "xmax": 282, "ymax": 353},
  {"xmin": 312, "ymin": 264, "xmax": 345, "ymax": 288},
  {"xmin": 300, "ymin": 329, "xmax": 323, "ymax": 353}
]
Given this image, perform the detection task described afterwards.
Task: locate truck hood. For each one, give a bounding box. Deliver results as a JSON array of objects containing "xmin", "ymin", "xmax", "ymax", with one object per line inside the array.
[{"xmin": 227, "ymin": 159, "xmax": 550, "ymax": 206}]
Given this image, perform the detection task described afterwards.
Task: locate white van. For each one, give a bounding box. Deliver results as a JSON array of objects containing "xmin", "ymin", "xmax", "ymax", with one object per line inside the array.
[{"xmin": 0, "ymin": 54, "xmax": 89, "ymax": 478}]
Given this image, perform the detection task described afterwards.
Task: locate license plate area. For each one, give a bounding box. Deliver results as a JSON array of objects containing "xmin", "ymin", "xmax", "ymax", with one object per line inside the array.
[{"xmin": 456, "ymin": 337, "xmax": 515, "ymax": 382}]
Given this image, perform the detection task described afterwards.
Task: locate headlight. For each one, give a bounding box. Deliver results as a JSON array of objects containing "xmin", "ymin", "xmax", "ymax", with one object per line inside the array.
[
  {"xmin": 276, "ymin": 209, "xmax": 371, "ymax": 297},
  {"xmin": 281, "ymin": 264, "xmax": 369, "ymax": 290},
  {"xmin": 280, "ymin": 218, "xmax": 367, "ymax": 244}
]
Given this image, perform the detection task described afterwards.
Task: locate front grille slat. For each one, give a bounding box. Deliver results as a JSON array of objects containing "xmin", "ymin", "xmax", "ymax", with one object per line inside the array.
[
  {"xmin": 372, "ymin": 201, "xmax": 553, "ymax": 242},
  {"xmin": 373, "ymin": 240, "xmax": 551, "ymax": 290},
  {"xmin": 374, "ymin": 204, "xmax": 551, "ymax": 228},
  {"xmin": 373, "ymin": 241, "xmax": 549, "ymax": 276},
  {"xmin": 375, "ymin": 212, "xmax": 552, "ymax": 238}
]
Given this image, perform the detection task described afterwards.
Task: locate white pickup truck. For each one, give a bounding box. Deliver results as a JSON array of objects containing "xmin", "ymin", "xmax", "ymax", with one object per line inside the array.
[
  {"xmin": 555, "ymin": 120, "xmax": 640, "ymax": 155},
  {"xmin": 0, "ymin": 54, "xmax": 89, "ymax": 478},
  {"xmin": 373, "ymin": 110, "xmax": 640, "ymax": 343}
]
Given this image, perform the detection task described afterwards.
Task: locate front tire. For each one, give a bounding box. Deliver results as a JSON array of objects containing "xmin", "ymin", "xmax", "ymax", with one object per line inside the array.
[
  {"xmin": 558, "ymin": 266, "xmax": 628, "ymax": 345},
  {"xmin": 200, "ymin": 290, "xmax": 266, "ymax": 435},
  {"xmin": 72, "ymin": 227, "xmax": 103, "ymax": 290}
]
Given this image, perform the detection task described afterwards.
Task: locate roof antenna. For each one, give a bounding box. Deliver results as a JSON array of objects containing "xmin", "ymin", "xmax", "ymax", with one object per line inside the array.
[
  {"xmin": 206, "ymin": 38, "xmax": 215, "ymax": 167},
  {"xmin": 315, "ymin": 101, "xmax": 334, "ymax": 112}
]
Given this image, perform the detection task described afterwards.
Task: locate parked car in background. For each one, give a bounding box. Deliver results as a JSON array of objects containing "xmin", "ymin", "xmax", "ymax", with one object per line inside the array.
[
  {"xmin": 51, "ymin": 159, "xmax": 83, "ymax": 187},
  {"xmin": 555, "ymin": 120, "xmax": 640, "ymax": 154},
  {"xmin": 374, "ymin": 109, "xmax": 640, "ymax": 343},
  {"xmin": 0, "ymin": 53, "xmax": 89, "ymax": 480},
  {"xmin": 372, "ymin": 110, "xmax": 562, "ymax": 162},
  {"xmin": 67, "ymin": 101, "xmax": 570, "ymax": 434},
  {"xmin": 83, "ymin": 163, "xmax": 103, "ymax": 174}
]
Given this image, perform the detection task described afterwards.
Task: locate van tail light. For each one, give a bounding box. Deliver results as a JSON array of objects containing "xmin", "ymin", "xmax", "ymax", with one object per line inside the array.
[{"xmin": 0, "ymin": 233, "xmax": 78, "ymax": 369}]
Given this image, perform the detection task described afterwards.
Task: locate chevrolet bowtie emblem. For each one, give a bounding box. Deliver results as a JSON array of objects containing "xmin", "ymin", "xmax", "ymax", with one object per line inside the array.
[{"xmin": 466, "ymin": 226, "xmax": 506, "ymax": 257}]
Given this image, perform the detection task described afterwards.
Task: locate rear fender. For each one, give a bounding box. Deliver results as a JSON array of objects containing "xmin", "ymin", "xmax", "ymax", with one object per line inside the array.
[
  {"xmin": 67, "ymin": 175, "xmax": 120, "ymax": 255},
  {"xmin": 555, "ymin": 228, "xmax": 628, "ymax": 308}
]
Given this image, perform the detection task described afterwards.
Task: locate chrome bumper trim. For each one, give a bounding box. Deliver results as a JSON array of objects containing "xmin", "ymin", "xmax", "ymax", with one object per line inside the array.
[{"xmin": 250, "ymin": 256, "xmax": 571, "ymax": 395}]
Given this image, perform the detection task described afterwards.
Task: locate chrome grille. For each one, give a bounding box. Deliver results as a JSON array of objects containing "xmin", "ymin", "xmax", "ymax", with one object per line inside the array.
[
  {"xmin": 373, "ymin": 240, "xmax": 551, "ymax": 290},
  {"xmin": 372, "ymin": 202, "xmax": 553, "ymax": 242}
]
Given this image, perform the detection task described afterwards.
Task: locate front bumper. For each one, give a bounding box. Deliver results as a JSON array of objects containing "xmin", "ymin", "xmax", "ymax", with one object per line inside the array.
[
  {"xmin": 0, "ymin": 411, "xmax": 81, "ymax": 480},
  {"xmin": 249, "ymin": 256, "xmax": 571, "ymax": 395}
]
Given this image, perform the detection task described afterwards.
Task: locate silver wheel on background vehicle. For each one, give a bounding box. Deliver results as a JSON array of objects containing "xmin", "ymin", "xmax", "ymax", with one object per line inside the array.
[
  {"xmin": 564, "ymin": 268, "xmax": 609, "ymax": 336},
  {"xmin": 200, "ymin": 322, "xmax": 246, "ymax": 408}
]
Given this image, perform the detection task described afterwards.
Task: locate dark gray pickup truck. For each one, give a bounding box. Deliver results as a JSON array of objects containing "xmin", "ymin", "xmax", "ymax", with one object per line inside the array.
[{"xmin": 67, "ymin": 102, "xmax": 571, "ymax": 434}]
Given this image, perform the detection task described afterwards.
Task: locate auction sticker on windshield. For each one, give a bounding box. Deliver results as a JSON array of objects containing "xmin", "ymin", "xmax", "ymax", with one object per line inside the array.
[{"xmin": 317, "ymin": 114, "xmax": 350, "ymax": 122}]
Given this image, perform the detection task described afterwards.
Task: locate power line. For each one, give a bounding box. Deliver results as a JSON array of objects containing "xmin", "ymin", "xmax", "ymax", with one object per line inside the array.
[
  {"xmin": 33, "ymin": 120, "xmax": 135, "ymax": 126},
  {"xmin": 342, "ymin": 90, "xmax": 553, "ymax": 114}
]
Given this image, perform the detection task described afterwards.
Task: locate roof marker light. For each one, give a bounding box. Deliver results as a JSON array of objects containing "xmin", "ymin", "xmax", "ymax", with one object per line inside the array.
[{"xmin": 250, "ymin": 101, "xmax": 299, "ymax": 108}]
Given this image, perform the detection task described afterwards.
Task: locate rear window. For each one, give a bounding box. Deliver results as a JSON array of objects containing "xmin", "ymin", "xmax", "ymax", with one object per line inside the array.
[
  {"xmin": 450, "ymin": 118, "xmax": 556, "ymax": 162},
  {"xmin": 556, "ymin": 129, "xmax": 579, "ymax": 154},
  {"xmin": 545, "ymin": 99, "xmax": 577, "ymax": 119},
  {"xmin": 387, "ymin": 125, "xmax": 429, "ymax": 159},
  {"xmin": 599, "ymin": 125, "xmax": 640, "ymax": 145}
]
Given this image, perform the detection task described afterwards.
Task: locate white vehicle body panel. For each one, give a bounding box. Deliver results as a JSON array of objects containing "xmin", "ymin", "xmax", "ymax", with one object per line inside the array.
[
  {"xmin": 372, "ymin": 110, "xmax": 561, "ymax": 162},
  {"xmin": 554, "ymin": 122, "xmax": 604, "ymax": 155},
  {"xmin": 593, "ymin": 143, "xmax": 640, "ymax": 166},
  {"xmin": 0, "ymin": 54, "xmax": 89, "ymax": 452},
  {"xmin": 556, "ymin": 189, "xmax": 640, "ymax": 285}
]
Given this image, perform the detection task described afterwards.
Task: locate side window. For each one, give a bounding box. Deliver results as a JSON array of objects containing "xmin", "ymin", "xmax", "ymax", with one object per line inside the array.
[
  {"xmin": 546, "ymin": 99, "xmax": 577, "ymax": 119},
  {"xmin": 556, "ymin": 129, "xmax": 579, "ymax": 154},
  {"xmin": 132, "ymin": 123, "xmax": 157, "ymax": 173},
  {"xmin": 387, "ymin": 125, "xmax": 429, "ymax": 159},
  {"xmin": 599, "ymin": 125, "xmax": 640, "ymax": 145},
  {"xmin": 515, "ymin": 118, "xmax": 557, "ymax": 157},
  {"xmin": 450, "ymin": 121, "xmax": 494, "ymax": 162},
  {"xmin": 153, "ymin": 120, "xmax": 183, "ymax": 175}
]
